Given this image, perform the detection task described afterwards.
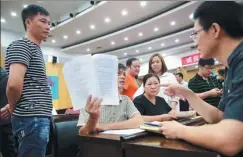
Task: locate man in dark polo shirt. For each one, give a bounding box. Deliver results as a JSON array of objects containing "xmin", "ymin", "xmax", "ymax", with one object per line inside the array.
[
  {"xmin": 188, "ymin": 58, "xmax": 222, "ymax": 107},
  {"xmin": 158, "ymin": 2, "xmax": 243, "ymax": 157}
]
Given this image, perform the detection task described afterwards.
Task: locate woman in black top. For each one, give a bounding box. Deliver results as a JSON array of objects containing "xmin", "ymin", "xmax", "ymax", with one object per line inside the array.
[{"xmin": 133, "ymin": 74, "xmax": 173, "ymax": 122}]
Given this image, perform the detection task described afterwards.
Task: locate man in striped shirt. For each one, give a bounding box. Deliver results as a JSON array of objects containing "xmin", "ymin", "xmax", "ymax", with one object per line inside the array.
[
  {"xmin": 5, "ymin": 5, "xmax": 52, "ymax": 157},
  {"xmin": 188, "ymin": 58, "xmax": 222, "ymax": 107},
  {"xmin": 78, "ymin": 63, "xmax": 143, "ymax": 134}
]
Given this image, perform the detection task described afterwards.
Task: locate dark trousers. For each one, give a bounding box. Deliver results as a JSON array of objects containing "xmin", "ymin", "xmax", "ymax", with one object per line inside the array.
[
  {"xmin": 0, "ymin": 123, "xmax": 17, "ymax": 157},
  {"xmin": 179, "ymin": 99, "xmax": 190, "ymax": 111}
]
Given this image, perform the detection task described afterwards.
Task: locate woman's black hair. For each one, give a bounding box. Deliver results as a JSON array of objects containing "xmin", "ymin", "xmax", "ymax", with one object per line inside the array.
[{"xmin": 143, "ymin": 73, "xmax": 160, "ymax": 86}]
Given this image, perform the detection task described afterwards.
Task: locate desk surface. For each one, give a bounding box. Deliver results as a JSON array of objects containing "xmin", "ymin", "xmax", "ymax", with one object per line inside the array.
[
  {"xmin": 125, "ymin": 134, "xmax": 208, "ymax": 152},
  {"xmin": 124, "ymin": 134, "xmax": 219, "ymax": 157},
  {"xmin": 77, "ymin": 119, "xmax": 219, "ymax": 157},
  {"xmin": 77, "ymin": 133, "xmax": 219, "ymax": 157}
]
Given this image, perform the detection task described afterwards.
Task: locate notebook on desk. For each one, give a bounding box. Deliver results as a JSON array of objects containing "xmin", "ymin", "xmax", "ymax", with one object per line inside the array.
[
  {"xmin": 140, "ymin": 116, "xmax": 203, "ymax": 134},
  {"xmin": 100, "ymin": 129, "xmax": 148, "ymax": 141}
]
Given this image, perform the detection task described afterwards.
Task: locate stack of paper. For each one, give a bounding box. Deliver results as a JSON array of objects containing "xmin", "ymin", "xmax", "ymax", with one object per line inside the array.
[
  {"xmin": 174, "ymin": 111, "xmax": 196, "ymax": 119},
  {"xmin": 139, "ymin": 124, "xmax": 161, "ymax": 134},
  {"xmin": 63, "ymin": 54, "xmax": 119, "ymax": 110},
  {"xmin": 101, "ymin": 129, "xmax": 145, "ymax": 135}
]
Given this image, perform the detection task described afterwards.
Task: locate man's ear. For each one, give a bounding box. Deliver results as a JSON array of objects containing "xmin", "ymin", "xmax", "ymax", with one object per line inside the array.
[
  {"xmin": 25, "ymin": 18, "xmax": 31, "ymax": 29},
  {"xmin": 211, "ymin": 23, "xmax": 221, "ymax": 39}
]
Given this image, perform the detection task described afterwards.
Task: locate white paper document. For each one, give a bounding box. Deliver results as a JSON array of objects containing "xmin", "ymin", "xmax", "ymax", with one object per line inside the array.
[
  {"xmin": 101, "ymin": 129, "xmax": 145, "ymax": 135},
  {"xmin": 63, "ymin": 54, "xmax": 119, "ymax": 110}
]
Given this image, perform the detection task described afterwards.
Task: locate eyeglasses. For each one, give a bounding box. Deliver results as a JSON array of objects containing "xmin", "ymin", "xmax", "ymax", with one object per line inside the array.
[
  {"xmin": 203, "ymin": 66, "xmax": 213, "ymax": 70},
  {"xmin": 190, "ymin": 28, "xmax": 203, "ymax": 42}
]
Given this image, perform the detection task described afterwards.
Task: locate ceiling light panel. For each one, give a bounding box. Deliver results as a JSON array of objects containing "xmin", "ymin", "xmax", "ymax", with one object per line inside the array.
[
  {"xmin": 121, "ymin": 9, "xmax": 128, "ymax": 16},
  {"xmin": 60, "ymin": 2, "xmax": 200, "ymax": 54},
  {"xmin": 11, "ymin": 12, "xmax": 17, "ymax": 17},
  {"xmin": 140, "ymin": 1, "xmax": 147, "ymax": 7},
  {"xmin": 1, "ymin": 18, "xmax": 6, "ymax": 23}
]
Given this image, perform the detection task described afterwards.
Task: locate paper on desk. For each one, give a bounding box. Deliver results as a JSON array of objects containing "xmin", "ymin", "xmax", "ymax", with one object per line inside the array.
[
  {"xmin": 101, "ymin": 129, "xmax": 145, "ymax": 135},
  {"xmin": 144, "ymin": 121, "xmax": 161, "ymax": 126}
]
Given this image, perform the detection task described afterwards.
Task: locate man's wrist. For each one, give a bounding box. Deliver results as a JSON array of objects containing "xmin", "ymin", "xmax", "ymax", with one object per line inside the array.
[
  {"xmin": 205, "ymin": 91, "xmax": 210, "ymax": 97},
  {"xmin": 183, "ymin": 88, "xmax": 196, "ymax": 99},
  {"xmin": 102, "ymin": 123, "xmax": 111, "ymax": 130},
  {"xmin": 87, "ymin": 116, "xmax": 99, "ymax": 124},
  {"xmin": 160, "ymin": 114, "xmax": 171, "ymax": 121},
  {"xmin": 177, "ymin": 125, "xmax": 187, "ymax": 139}
]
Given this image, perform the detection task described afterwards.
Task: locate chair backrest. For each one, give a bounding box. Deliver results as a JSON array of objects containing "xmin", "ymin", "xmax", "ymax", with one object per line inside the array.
[{"xmin": 51, "ymin": 114, "xmax": 79, "ymax": 157}]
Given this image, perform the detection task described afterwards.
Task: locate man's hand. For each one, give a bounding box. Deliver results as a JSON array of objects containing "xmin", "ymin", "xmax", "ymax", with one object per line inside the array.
[
  {"xmin": 159, "ymin": 114, "xmax": 174, "ymax": 121},
  {"xmin": 95, "ymin": 123, "xmax": 110, "ymax": 132},
  {"xmin": 0, "ymin": 104, "xmax": 11, "ymax": 119},
  {"xmin": 85, "ymin": 95, "xmax": 102, "ymax": 120},
  {"xmin": 159, "ymin": 121, "xmax": 186, "ymax": 139},
  {"xmin": 158, "ymin": 83, "xmax": 191, "ymax": 98},
  {"xmin": 208, "ymin": 88, "xmax": 222, "ymax": 97},
  {"xmin": 168, "ymin": 110, "xmax": 177, "ymax": 119}
]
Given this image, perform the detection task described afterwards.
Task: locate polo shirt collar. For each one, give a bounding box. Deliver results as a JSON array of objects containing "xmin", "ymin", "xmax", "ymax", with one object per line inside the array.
[
  {"xmin": 228, "ymin": 41, "xmax": 243, "ymax": 66},
  {"xmin": 195, "ymin": 73, "xmax": 204, "ymax": 80}
]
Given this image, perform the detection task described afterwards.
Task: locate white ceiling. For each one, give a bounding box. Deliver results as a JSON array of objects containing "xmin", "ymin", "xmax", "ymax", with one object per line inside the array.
[
  {"xmin": 1, "ymin": 1, "xmax": 205, "ymax": 68},
  {"xmin": 1, "ymin": 1, "xmax": 90, "ymax": 33},
  {"xmin": 49, "ymin": 1, "xmax": 184, "ymax": 47}
]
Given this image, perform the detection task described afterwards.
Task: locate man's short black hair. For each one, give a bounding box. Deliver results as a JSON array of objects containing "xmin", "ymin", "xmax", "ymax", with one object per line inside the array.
[
  {"xmin": 126, "ymin": 58, "xmax": 139, "ymax": 67},
  {"xmin": 198, "ymin": 58, "xmax": 215, "ymax": 67},
  {"xmin": 118, "ymin": 63, "xmax": 126, "ymax": 71},
  {"xmin": 193, "ymin": 1, "xmax": 243, "ymax": 38},
  {"xmin": 176, "ymin": 72, "xmax": 183, "ymax": 79},
  {"xmin": 218, "ymin": 69, "xmax": 225, "ymax": 77},
  {"xmin": 21, "ymin": 4, "xmax": 49, "ymax": 30}
]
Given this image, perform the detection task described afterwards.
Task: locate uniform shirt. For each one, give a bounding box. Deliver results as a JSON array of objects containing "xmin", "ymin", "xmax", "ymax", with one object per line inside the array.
[
  {"xmin": 218, "ymin": 41, "xmax": 243, "ymax": 157},
  {"xmin": 77, "ymin": 95, "xmax": 140, "ymax": 126},
  {"xmin": 5, "ymin": 38, "xmax": 52, "ymax": 117},
  {"xmin": 122, "ymin": 73, "xmax": 138, "ymax": 100},
  {"xmin": 188, "ymin": 74, "xmax": 222, "ymax": 107},
  {"xmin": 133, "ymin": 94, "xmax": 171, "ymax": 116}
]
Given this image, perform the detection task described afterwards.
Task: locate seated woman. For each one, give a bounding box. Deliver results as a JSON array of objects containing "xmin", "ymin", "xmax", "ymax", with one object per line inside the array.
[
  {"xmin": 133, "ymin": 73, "xmax": 173, "ymax": 122},
  {"xmin": 78, "ymin": 63, "xmax": 143, "ymax": 134},
  {"xmin": 133, "ymin": 54, "xmax": 179, "ymax": 111}
]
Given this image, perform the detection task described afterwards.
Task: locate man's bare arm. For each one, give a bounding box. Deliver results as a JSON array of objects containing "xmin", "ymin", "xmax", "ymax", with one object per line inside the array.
[
  {"xmin": 6, "ymin": 63, "xmax": 27, "ymax": 112},
  {"xmin": 184, "ymin": 89, "xmax": 223, "ymax": 123},
  {"xmin": 79, "ymin": 117, "xmax": 99, "ymax": 134},
  {"xmin": 100, "ymin": 113, "xmax": 143, "ymax": 130},
  {"xmin": 179, "ymin": 120, "xmax": 243, "ymax": 156}
]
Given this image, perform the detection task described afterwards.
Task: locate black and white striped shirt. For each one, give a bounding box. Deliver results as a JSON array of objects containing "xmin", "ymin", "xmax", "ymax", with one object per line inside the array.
[
  {"xmin": 5, "ymin": 38, "xmax": 52, "ymax": 117},
  {"xmin": 188, "ymin": 73, "xmax": 222, "ymax": 107}
]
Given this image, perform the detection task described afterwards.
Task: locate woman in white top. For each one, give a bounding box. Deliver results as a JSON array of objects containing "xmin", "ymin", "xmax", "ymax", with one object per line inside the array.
[{"xmin": 133, "ymin": 54, "xmax": 180, "ymax": 111}]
